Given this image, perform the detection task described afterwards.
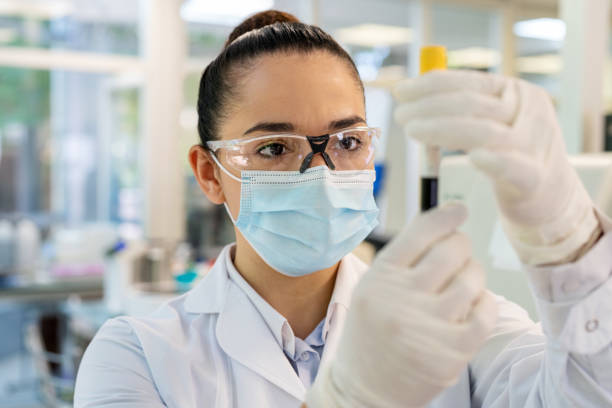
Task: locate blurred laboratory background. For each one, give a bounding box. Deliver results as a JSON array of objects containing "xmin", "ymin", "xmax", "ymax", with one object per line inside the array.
[{"xmin": 1, "ymin": 0, "xmax": 612, "ymax": 406}]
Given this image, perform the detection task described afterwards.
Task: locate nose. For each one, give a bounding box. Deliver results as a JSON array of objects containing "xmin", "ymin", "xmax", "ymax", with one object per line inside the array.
[{"xmin": 309, "ymin": 153, "xmax": 327, "ymax": 169}]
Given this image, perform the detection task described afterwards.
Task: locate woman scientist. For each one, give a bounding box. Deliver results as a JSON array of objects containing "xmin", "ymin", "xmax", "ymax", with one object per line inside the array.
[{"xmin": 75, "ymin": 10, "xmax": 612, "ymax": 408}]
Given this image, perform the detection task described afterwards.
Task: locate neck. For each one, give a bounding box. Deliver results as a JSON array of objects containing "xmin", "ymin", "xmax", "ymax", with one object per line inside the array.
[{"xmin": 233, "ymin": 231, "xmax": 338, "ymax": 339}]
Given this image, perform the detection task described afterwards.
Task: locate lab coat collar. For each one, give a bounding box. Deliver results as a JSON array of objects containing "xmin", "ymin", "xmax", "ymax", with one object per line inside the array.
[
  {"xmin": 184, "ymin": 245, "xmax": 305, "ymax": 399},
  {"xmin": 319, "ymin": 253, "xmax": 369, "ymax": 369},
  {"xmin": 184, "ymin": 245, "xmax": 234, "ymax": 314},
  {"xmin": 322, "ymin": 252, "xmax": 368, "ymax": 342},
  {"xmin": 216, "ymin": 282, "xmax": 307, "ymax": 400},
  {"xmin": 183, "ymin": 244, "xmax": 370, "ymax": 400},
  {"xmin": 223, "ymin": 244, "xmax": 368, "ymax": 354},
  {"xmin": 184, "ymin": 243, "xmax": 369, "ymax": 318},
  {"xmin": 224, "ymin": 245, "xmax": 290, "ymax": 353}
]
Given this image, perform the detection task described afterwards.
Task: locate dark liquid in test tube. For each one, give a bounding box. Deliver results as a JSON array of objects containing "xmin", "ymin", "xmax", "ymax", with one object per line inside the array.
[{"xmin": 420, "ymin": 176, "xmax": 438, "ymax": 211}]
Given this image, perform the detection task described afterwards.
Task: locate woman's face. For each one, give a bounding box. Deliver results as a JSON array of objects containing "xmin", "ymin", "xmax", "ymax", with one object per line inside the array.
[{"xmin": 216, "ymin": 50, "xmax": 367, "ymax": 220}]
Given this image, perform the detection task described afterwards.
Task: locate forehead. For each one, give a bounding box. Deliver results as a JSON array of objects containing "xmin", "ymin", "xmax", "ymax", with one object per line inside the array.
[{"xmin": 223, "ymin": 51, "xmax": 365, "ymax": 136}]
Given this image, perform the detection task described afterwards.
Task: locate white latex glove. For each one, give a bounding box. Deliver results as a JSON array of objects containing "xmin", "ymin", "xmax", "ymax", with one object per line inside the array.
[
  {"xmin": 393, "ymin": 70, "xmax": 601, "ymax": 265},
  {"xmin": 305, "ymin": 203, "xmax": 498, "ymax": 408}
]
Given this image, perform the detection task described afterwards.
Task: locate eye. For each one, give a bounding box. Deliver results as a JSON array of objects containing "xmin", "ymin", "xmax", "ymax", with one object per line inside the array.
[
  {"xmin": 257, "ymin": 142, "xmax": 287, "ymax": 157},
  {"xmin": 338, "ymin": 135, "xmax": 362, "ymax": 151}
]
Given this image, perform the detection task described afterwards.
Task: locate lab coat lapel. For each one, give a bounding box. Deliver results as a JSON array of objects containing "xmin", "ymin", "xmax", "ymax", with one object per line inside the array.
[
  {"xmin": 185, "ymin": 248, "xmax": 368, "ymax": 400},
  {"xmin": 319, "ymin": 304, "xmax": 347, "ymax": 369},
  {"xmin": 184, "ymin": 249, "xmax": 231, "ymax": 314},
  {"xmin": 216, "ymin": 282, "xmax": 306, "ymax": 401},
  {"xmin": 321, "ymin": 253, "xmax": 368, "ymax": 368}
]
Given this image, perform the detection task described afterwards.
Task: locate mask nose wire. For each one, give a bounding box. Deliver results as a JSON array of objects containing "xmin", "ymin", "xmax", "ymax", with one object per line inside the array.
[{"xmin": 299, "ymin": 134, "xmax": 336, "ymax": 173}]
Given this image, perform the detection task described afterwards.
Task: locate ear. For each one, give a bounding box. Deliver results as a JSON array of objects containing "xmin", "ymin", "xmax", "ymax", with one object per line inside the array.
[{"xmin": 188, "ymin": 145, "xmax": 226, "ymax": 204}]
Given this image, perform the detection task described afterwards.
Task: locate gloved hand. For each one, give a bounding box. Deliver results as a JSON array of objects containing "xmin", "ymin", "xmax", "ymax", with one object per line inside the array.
[
  {"xmin": 305, "ymin": 203, "xmax": 498, "ymax": 408},
  {"xmin": 393, "ymin": 70, "xmax": 601, "ymax": 265}
]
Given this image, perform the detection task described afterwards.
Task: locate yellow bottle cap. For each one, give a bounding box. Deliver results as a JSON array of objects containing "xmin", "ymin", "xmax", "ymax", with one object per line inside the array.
[{"xmin": 419, "ymin": 45, "xmax": 447, "ymax": 74}]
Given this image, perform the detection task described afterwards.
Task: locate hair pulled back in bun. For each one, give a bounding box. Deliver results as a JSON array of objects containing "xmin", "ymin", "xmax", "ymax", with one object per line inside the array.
[
  {"xmin": 196, "ymin": 9, "xmax": 363, "ymax": 148},
  {"xmin": 225, "ymin": 10, "xmax": 300, "ymax": 47}
]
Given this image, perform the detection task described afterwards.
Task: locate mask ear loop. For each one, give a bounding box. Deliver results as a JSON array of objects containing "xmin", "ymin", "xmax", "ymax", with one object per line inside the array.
[
  {"xmin": 207, "ymin": 149, "xmax": 240, "ymax": 223},
  {"xmin": 223, "ymin": 202, "xmax": 237, "ymax": 224}
]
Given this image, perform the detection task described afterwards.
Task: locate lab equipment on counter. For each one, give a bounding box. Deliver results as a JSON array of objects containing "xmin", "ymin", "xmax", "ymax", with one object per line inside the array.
[
  {"xmin": 419, "ymin": 45, "xmax": 446, "ymax": 211},
  {"xmin": 174, "ymin": 266, "xmax": 199, "ymax": 292},
  {"xmin": 0, "ymin": 217, "xmax": 43, "ymax": 287},
  {"xmin": 102, "ymin": 239, "xmax": 214, "ymax": 315},
  {"xmin": 438, "ymin": 153, "xmax": 612, "ymax": 319},
  {"xmin": 0, "ymin": 219, "xmax": 15, "ymax": 279},
  {"xmin": 15, "ymin": 218, "xmax": 41, "ymax": 281},
  {"xmin": 50, "ymin": 224, "xmax": 117, "ymax": 278},
  {"xmin": 103, "ymin": 239, "xmax": 145, "ymax": 314}
]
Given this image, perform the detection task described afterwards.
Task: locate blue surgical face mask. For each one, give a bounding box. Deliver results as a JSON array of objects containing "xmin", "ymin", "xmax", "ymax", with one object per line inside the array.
[{"xmin": 212, "ymin": 156, "xmax": 379, "ymax": 277}]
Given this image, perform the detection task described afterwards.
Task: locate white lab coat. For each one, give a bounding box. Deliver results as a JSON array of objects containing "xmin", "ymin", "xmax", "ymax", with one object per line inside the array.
[{"xmin": 75, "ymin": 223, "xmax": 612, "ymax": 407}]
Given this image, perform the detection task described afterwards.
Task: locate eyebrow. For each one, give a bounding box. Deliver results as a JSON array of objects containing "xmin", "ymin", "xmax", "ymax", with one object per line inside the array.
[{"xmin": 242, "ymin": 115, "xmax": 367, "ymax": 136}]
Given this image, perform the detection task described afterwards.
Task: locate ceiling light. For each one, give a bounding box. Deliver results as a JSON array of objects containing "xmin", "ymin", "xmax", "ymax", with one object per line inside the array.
[
  {"xmin": 0, "ymin": 0, "xmax": 72, "ymax": 19},
  {"xmin": 335, "ymin": 24, "xmax": 412, "ymax": 48},
  {"xmin": 447, "ymin": 47, "xmax": 500, "ymax": 69},
  {"xmin": 180, "ymin": 0, "xmax": 273, "ymax": 26},
  {"xmin": 513, "ymin": 18, "xmax": 566, "ymax": 42},
  {"xmin": 516, "ymin": 54, "xmax": 562, "ymax": 74}
]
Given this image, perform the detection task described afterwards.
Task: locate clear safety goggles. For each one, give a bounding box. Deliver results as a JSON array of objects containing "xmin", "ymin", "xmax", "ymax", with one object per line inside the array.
[{"xmin": 206, "ymin": 126, "xmax": 381, "ymax": 175}]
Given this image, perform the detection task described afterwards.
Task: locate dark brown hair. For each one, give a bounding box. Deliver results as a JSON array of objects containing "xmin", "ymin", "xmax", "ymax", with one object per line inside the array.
[{"xmin": 196, "ymin": 10, "xmax": 364, "ymax": 147}]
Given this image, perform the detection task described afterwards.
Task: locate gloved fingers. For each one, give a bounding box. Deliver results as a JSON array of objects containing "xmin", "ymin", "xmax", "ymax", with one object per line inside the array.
[
  {"xmin": 435, "ymin": 260, "xmax": 486, "ymax": 322},
  {"xmin": 375, "ymin": 202, "xmax": 468, "ymax": 268},
  {"xmin": 403, "ymin": 117, "xmax": 514, "ymax": 151},
  {"xmin": 469, "ymin": 148, "xmax": 542, "ymax": 196},
  {"xmin": 394, "ymin": 90, "xmax": 515, "ymax": 126},
  {"xmin": 456, "ymin": 291, "xmax": 498, "ymax": 353},
  {"xmin": 410, "ymin": 232, "xmax": 472, "ymax": 292},
  {"xmin": 423, "ymin": 298, "xmax": 495, "ymax": 357},
  {"xmin": 394, "ymin": 329, "xmax": 473, "ymax": 387},
  {"xmin": 393, "ymin": 70, "xmax": 508, "ymax": 103}
]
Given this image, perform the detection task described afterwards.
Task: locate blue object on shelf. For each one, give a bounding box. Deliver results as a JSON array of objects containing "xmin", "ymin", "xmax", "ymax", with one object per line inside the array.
[
  {"xmin": 105, "ymin": 240, "xmax": 126, "ymax": 257},
  {"xmin": 174, "ymin": 268, "xmax": 199, "ymax": 292},
  {"xmin": 373, "ymin": 163, "xmax": 386, "ymax": 198}
]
